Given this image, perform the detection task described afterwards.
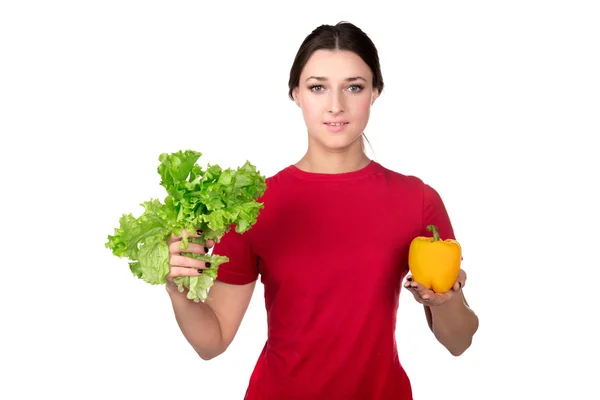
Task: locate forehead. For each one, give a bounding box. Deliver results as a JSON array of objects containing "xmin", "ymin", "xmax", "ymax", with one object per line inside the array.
[{"xmin": 300, "ymin": 49, "xmax": 372, "ymax": 81}]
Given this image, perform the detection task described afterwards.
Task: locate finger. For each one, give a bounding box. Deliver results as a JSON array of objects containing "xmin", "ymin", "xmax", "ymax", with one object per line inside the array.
[
  {"xmin": 170, "ymin": 254, "xmax": 210, "ymax": 269},
  {"xmin": 425, "ymin": 291, "xmax": 453, "ymax": 306},
  {"xmin": 404, "ymin": 280, "xmax": 428, "ymax": 300},
  {"xmin": 421, "ymin": 292, "xmax": 437, "ymax": 304},
  {"xmin": 403, "ymin": 282, "xmax": 417, "ymax": 295},
  {"xmin": 452, "ymin": 280, "xmax": 461, "ymax": 291},
  {"xmin": 452, "ymin": 277, "xmax": 466, "ymax": 291},
  {"xmin": 403, "ymin": 282, "xmax": 422, "ymax": 297},
  {"xmin": 169, "ymin": 241, "xmax": 209, "ymax": 255},
  {"xmin": 403, "ymin": 281, "xmax": 430, "ymax": 304},
  {"xmin": 404, "ymin": 275, "xmax": 417, "ymax": 288},
  {"xmin": 167, "ymin": 266, "xmax": 205, "ymax": 280},
  {"xmin": 168, "ymin": 229, "xmax": 204, "ymax": 244},
  {"xmin": 167, "ymin": 233, "xmax": 178, "ymax": 245},
  {"xmin": 403, "ymin": 279, "xmax": 418, "ymax": 293},
  {"xmin": 458, "ymin": 269, "xmax": 467, "ymax": 287},
  {"xmin": 182, "ymin": 228, "xmax": 203, "ymax": 237},
  {"xmin": 407, "ymin": 280, "xmax": 431, "ymax": 297},
  {"xmin": 403, "ymin": 286, "xmax": 425, "ymax": 304}
]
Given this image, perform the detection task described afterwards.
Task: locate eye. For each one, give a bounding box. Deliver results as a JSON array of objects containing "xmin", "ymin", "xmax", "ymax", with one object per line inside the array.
[
  {"xmin": 309, "ymin": 84, "xmax": 325, "ymax": 92},
  {"xmin": 348, "ymin": 84, "xmax": 364, "ymax": 92}
]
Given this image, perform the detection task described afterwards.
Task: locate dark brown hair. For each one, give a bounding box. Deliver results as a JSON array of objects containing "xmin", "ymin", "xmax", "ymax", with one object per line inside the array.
[{"xmin": 288, "ymin": 21, "xmax": 384, "ymax": 100}]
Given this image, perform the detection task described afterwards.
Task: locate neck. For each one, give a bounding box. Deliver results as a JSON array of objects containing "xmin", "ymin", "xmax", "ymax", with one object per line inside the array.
[{"xmin": 295, "ymin": 138, "xmax": 371, "ymax": 174}]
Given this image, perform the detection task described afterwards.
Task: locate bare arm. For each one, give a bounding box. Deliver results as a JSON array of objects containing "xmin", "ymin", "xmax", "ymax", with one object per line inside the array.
[
  {"xmin": 165, "ymin": 232, "xmax": 256, "ymax": 360},
  {"xmin": 167, "ymin": 279, "xmax": 256, "ymax": 360},
  {"xmin": 424, "ymin": 289, "xmax": 478, "ymax": 356},
  {"xmin": 423, "ymin": 286, "xmax": 472, "ymax": 329},
  {"xmin": 406, "ymin": 270, "xmax": 479, "ymax": 356}
]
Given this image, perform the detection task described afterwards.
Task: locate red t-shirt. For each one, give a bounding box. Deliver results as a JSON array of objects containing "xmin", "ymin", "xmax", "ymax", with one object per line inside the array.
[{"xmin": 212, "ymin": 160, "xmax": 457, "ymax": 400}]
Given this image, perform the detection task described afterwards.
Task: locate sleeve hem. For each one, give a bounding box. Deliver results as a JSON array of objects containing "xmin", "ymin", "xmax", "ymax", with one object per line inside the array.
[{"xmin": 216, "ymin": 268, "xmax": 258, "ymax": 285}]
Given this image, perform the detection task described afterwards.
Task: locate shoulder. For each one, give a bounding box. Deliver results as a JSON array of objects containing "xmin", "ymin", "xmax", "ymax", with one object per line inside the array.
[
  {"xmin": 264, "ymin": 165, "xmax": 293, "ymax": 186},
  {"xmin": 373, "ymin": 161, "xmax": 444, "ymax": 203},
  {"xmin": 248, "ymin": 165, "xmax": 297, "ymax": 216},
  {"xmin": 374, "ymin": 161, "xmax": 426, "ymax": 190},
  {"xmin": 258, "ymin": 165, "xmax": 294, "ymax": 199}
]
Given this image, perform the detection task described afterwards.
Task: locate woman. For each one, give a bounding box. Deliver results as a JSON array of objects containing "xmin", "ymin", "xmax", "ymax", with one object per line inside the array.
[{"xmin": 165, "ymin": 21, "xmax": 479, "ymax": 400}]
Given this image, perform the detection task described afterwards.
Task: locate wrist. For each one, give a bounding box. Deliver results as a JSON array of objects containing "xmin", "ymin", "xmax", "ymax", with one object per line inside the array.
[
  {"xmin": 166, "ymin": 281, "xmax": 184, "ymax": 296},
  {"xmin": 429, "ymin": 289, "xmax": 464, "ymax": 311}
]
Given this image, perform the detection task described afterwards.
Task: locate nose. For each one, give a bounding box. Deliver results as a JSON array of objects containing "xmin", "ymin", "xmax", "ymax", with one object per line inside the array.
[{"xmin": 328, "ymin": 91, "xmax": 344, "ymax": 114}]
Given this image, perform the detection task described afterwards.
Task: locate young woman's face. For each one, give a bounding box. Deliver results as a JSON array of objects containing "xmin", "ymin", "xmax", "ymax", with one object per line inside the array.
[{"xmin": 292, "ymin": 49, "xmax": 379, "ymax": 153}]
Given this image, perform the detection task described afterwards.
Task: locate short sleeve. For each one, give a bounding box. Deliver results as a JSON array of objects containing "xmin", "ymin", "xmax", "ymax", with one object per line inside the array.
[
  {"xmin": 212, "ymin": 225, "xmax": 259, "ymax": 285},
  {"xmin": 421, "ymin": 184, "xmax": 457, "ymax": 242}
]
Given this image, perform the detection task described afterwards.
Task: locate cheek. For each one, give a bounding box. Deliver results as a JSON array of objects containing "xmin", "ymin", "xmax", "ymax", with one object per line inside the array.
[
  {"xmin": 355, "ymin": 97, "xmax": 373, "ymax": 118},
  {"xmin": 300, "ymin": 95, "xmax": 324, "ymax": 122}
]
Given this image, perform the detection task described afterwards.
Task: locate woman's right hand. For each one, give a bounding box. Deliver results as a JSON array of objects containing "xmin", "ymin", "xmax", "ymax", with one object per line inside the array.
[{"xmin": 165, "ymin": 230, "xmax": 215, "ymax": 292}]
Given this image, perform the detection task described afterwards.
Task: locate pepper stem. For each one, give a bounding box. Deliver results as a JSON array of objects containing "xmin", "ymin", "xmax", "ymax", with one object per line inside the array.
[{"xmin": 426, "ymin": 224, "xmax": 440, "ymax": 241}]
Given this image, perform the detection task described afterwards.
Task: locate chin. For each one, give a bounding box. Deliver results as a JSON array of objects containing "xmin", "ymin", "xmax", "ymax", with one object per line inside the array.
[{"xmin": 313, "ymin": 130, "xmax": 363, "ymax": 151}]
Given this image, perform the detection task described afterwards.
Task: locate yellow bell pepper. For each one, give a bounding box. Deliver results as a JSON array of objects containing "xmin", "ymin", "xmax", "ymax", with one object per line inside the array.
[{"xmin": 408, "ymin": 224, "xmax": 462, "ymax": 293}]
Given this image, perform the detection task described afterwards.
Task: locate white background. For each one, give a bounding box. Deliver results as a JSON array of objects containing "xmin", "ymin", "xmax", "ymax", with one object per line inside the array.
[{"xmin": 1, "ymin": 1, "xmax": 599, "ymax": 399}]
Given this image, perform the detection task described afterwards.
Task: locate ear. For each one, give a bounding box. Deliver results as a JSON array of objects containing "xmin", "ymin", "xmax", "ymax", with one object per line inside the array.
[
  {"xmin": 292, "ymin": 87, "xmax": 301, "ymax": 107},
  {"xmin": 370, "ymin": 89, "xmax": 380, "ymax": 106}
]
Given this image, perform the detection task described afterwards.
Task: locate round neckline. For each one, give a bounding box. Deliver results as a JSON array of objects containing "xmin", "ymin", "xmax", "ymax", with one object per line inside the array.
[{"xmin": 286, "ymin": 160, "xmax": 380, "ymax": 181}]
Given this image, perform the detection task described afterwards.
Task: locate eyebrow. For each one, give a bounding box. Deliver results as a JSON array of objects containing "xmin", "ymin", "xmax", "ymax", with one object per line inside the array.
[{"xmin": 305, "ymin": 76, "xmax": 367, "ymax": 83}]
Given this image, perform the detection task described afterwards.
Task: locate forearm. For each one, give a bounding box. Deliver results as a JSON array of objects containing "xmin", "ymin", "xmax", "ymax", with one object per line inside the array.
[
  {"xmin": 167, "ymin": 284, "xmax": 225, "ymax": 360},
  {"xmin": 427, "ymin": 290, "xmax": 479, "ymax": 356}
]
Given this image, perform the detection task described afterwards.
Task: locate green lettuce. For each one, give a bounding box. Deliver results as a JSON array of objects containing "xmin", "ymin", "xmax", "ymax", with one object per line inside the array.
[{"xmin": 105, "ymin": 150, "xmax": 266, "ymax": 302}]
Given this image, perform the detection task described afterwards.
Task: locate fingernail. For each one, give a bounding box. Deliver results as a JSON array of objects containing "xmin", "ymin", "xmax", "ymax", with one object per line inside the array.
[
  {"xmin": 459, "ymin": 282, "xmax": 463, "ymax": 289},
  {"xmin": 196, "ymin": 229, "xmax": 203, "ymax": 235},
  {"xmin": 197, "ymin": 269, "xmax": 203, "ymax": 274},
  {"xmin": 204, "ymin": 247, "xmax": 209, "ymax": 253},
  {"xmin": 422, "ymin": 296, "xmax": 429, "ymax": 301},
  {"xmin": 406, "ymin": 276, "xmax": 413, "ymax": 281},
  {"xmin": 205, "ymin": 262, "xmax": 211, "ymax": 268}
]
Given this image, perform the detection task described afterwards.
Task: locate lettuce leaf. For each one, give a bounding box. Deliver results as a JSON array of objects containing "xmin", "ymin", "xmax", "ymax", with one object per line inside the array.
[{"xmin": 106, "ymin": 150, "xmax": 266, "ymax": 302}]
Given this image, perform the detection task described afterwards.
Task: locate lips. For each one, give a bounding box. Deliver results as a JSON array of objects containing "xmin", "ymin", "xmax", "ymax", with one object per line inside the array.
[
  {"xmin": 324, "ymin": 121, "xmax": 349, "ymax": 133},
  {"xmin": 324, "ymin": 122, "xmax": 349, "ymax": 126}
]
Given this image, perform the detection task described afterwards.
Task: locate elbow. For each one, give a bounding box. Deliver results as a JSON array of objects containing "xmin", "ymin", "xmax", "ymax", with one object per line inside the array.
[
  {"xmin": 197, "ymin": 348, "xmax": 216, "ymax": 360},
  {"xmin": 432, "ymin": 307, "xmax": 479, "ymax": 357},
  {"xmin": 436, "ymin": 323, "xmax": 478, "ymax": 357},
  {"xmin": 195, "ymin": 340, "xmax": 230, "ymax": 361},
  {"xmin": 448, "ymin": 338, "xmax": 472, "ymax": 357},
  {"xmin": 197, "ymin": 348, "xmax": 224, "ymax": 361},
  {"xmin": 435, "ymin": 333, "xmax": 472, "ymax": 357},
  {"xmin": 449, "ymin": 329, "xmax": 479, "ymax": 357},
  {"xmin": 199, "ymin": 353, "xmax": 218, "ymax": 361}
]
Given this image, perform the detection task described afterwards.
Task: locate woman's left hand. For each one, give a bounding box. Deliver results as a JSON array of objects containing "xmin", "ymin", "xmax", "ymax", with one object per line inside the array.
[{"xmin": 404, "ymin": 269, "xmax": 467, "ymax": 306}]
